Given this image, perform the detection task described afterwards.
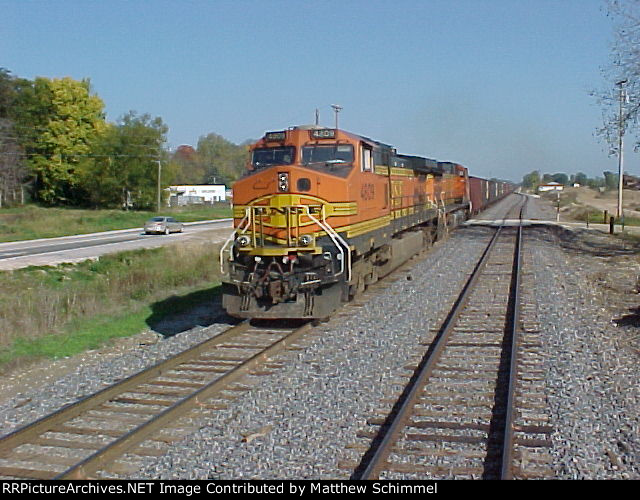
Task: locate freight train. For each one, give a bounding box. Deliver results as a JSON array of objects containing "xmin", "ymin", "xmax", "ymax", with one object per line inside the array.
[{"xmin": 221, "ymin": 125, "xmax": 513, "ymax": 319}]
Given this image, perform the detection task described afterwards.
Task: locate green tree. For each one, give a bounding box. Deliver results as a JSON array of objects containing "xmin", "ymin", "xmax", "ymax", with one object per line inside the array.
[
  {"xmin": 81, "ymin": 112, "xmax": 168, "ymax": 209},
  {"xmin": 574, "ymin": 172, "xmax": 588, "ymax": 186},
  {"xmin": 521, "ymin": 170, "xmax": 540, "ymax": 189},
  {"xmin": 13, "ymin": 77, "xmax": 107, "ymax": 204},
  {"xmin": 196, "ymin": 133, "xmax": 248, "ymax": 185},
  {"xmin": 603, "ymin": 170, "xmax": 619, "ymax": 190},
  {"xmin": 0, "ymin": 68, "xmax": 16, "ymax": 119},
  {"xmin": 551, "ymin": 173, "xmax": 569, "ymax": 185},
  {"xmin": 0, "ymin": 68, "xmax": 29, "ymax": 205}
]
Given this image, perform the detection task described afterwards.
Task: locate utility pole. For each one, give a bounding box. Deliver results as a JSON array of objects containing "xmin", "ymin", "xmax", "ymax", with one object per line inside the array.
[
  {"xmin": 157, "ymin": 156, "xmax": 162, "ymax": 212},
  {"xmin": 331, "ymin": 104, "xmax": 342, "ymax": 129},
  {"xmin": 617, "ymin": 79, "xmax": 628, "ymax": 220}
]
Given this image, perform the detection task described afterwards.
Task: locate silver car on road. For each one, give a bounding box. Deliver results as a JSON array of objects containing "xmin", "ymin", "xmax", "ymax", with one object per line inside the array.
[{"xmin": 144, "ymin": 216, "xmax": 183, "ymax": 235}]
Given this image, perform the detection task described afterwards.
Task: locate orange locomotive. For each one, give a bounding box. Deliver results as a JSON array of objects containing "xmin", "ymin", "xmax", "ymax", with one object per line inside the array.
[{"xmin": 221, "ymin": 125, "xmax": 471, "ymax": 319}]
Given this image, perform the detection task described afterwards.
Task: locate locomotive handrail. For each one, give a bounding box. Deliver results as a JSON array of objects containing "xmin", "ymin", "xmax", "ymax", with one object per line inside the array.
[
  {"xmin": 305, "ymin": 205, "xmax": 352, "ymax": 283},
  {"xmin": 219, "ymin": 207, "xmax": 251, "ymax": 274},
  {"xmin": 221, "ymin": 203, "xmax": 352, "ymax": 283}
]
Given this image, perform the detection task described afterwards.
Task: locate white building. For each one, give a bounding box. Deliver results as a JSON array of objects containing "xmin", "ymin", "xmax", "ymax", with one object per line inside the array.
[
  {"xmin": 168, "ymin": 185, "xmax": 226, "ymax": 206},
  {"xmin": 538, "ymin": 182, "xmax": 564, "ymax": 192}
]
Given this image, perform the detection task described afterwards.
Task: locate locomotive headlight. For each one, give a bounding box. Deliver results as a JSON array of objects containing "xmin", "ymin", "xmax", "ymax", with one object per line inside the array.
[
  {"xmin": 236, "ymin": 235, "xmax": 251, "ymax": 247},
  {"xmin": 298, "ymin": 234, "xmax": 313, "ymax": 247},
  {"xmin": 278, "ymin": 172, "xmax": 289, "ymax": 192}
]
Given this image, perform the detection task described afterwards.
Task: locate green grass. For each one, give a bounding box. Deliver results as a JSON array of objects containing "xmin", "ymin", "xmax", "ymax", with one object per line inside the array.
[
  {"xmin": 540, "ymin": 190, "xmax": 577, "ymax": 208},
  {"xmin": 569, "ymin": 207, "xmax": 640, "ymax": 226},
  {"xmin": 0, "ymin": 286, "xmax": 221, "ymax": 367},
  {"xmin": 0, "ymin": 203, "xmax": 232, "ymax": 242},
  {"xmin": 0, "ymin": 241, "xmax": 224, "ymax": 369}
]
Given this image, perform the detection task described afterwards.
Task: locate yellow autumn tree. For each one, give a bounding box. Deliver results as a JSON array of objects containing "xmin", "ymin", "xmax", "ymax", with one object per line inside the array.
[{"xmin": 27, "ymin": 77, "xmax": 107, "ymax": 204}]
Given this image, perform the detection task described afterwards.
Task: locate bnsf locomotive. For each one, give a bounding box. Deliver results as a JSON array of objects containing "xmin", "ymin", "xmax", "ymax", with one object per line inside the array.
[{"xmin": 221, "ymin": 125, "xmax": 512, "ymax": 319}]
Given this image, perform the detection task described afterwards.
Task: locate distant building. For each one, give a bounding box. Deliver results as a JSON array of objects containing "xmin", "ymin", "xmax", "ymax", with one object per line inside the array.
[
  {"xmin": 168, "ymin": 185, "xmax": 226, "ymax": 206},
  {"xmin": 538, "ymin": 182, "xmax": 564, "ymax": 192},
  {"xmin": 623, "ymin": 173, "xmax": 640, "ymax": 190}
]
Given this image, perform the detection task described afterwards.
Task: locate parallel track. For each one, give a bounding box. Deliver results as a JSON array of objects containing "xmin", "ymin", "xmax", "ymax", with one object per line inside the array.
[
  {"xmin": 352, "ymin": 195, "xmax": 553, "ymax": 479},
  {"xmin": 0, "ymin": 320, "xmax": 311, "ymax": 479}
]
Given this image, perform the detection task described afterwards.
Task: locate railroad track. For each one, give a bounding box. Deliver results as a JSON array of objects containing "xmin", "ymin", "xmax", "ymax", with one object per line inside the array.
[
  {"xmin": 0, "ymin": 319, "xmax": 312, "ymax": 479},
  {"xmin": 350, "ymin": 197, "xmax": 554, "ymax": 479},
  {"xmin": 0, "ymin": 196, "xmax": 534, "ymax": 480},
  {"xmin": 0, "ymin": 221, "xmax": 451, "ymax": 480}
]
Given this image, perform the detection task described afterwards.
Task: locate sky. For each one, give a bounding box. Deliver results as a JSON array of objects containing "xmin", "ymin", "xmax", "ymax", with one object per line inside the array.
[{"xmin": 0, "ymin": 0, "xmax": 632, "ymax": 181}]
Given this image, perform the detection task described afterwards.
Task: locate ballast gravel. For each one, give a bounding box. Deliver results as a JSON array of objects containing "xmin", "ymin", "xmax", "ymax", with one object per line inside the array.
[
  {"xmin": 1, "ymin": 194, "xmax": 637, "ymax": 479},
  {"xmin": 0, "ymin": 304, "xmax": 235, "ymax": 435},
  {"xmin": 126, "ymin": 223, "xmax": 495, "ymax": 479}
]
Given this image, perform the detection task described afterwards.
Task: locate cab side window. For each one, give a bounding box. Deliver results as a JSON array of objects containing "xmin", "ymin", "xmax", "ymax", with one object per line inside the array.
[{"xmin": 361, "ymin": 145, "xmax": 373, "ymax": 172}]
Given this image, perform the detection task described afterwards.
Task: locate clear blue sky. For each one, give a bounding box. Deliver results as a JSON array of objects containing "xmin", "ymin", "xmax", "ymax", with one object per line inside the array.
[{"xmin": 1, "ymin": 0, "xmax": 630, "ymax": 181}]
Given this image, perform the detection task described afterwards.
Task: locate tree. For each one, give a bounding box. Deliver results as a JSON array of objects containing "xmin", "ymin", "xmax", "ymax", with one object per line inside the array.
[
  {"xmin": 171, "ymin": 145, "xmax": 206, "ymax": 184},
  {"xmin": 12, "ymin": 77, "xmax": 107, "ymax": 204},
  {"xmin": 0, "ymin": 69, "xmax": 29, "ymax": 206},
  {"xmin": 0, "ymin": 68, "xmax": 15, "ymax": 118},
  {"xmin": 81, "ymin": 111, "xmax": 169, "ymax": 209},
  {"xmin": 595, "ymin": 1, "xmax": 640, "ymax": 153},
  {"xmin": 604, "ymin": 170, "xmax": 619, "ymax": 190},
  {"xmin": 521, "ymin": 170, "xmax": 540, "ymax": 189},
  {"xmin": 574, "ymin": 172, "xmax": 588, "ymax": 186},
  {"xmin": 196, "ymin": 133, "xmax": 248, "ymax": 186},
  {"xmin": 551, "ymin": 173, "xmax": 569, "ymax": 185}
]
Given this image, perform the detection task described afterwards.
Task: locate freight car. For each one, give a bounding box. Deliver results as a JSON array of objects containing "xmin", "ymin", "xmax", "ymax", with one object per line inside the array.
[
  {"xmin": 468, "ymin": 176, "xmax": 513, "ymax": 215},
  {"xmin": 221, "ymin": 125, "xmax": 513, "ymax": 319}
]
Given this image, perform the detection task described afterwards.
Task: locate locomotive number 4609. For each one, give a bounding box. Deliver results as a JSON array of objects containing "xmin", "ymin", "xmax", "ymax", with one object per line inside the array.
[{"xmin": 360, "ymin": 183, "xmax": 375, "ymax": 200}]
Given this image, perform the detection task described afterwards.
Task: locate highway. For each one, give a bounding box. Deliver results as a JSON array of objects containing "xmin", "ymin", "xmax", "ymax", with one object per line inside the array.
[{"xmin": 0, "ymin": 219, "xmax": 233, "ymax": 270}]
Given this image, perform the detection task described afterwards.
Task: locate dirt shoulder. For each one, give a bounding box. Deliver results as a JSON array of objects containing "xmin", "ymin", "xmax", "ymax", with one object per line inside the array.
[{"xmin": 558, "ymin": 186, "xmax": 640, "ymax": 219}]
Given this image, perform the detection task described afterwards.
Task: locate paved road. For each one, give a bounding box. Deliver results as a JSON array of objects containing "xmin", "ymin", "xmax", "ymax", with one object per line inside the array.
[{"xmin": 0, "ymin": 219, "xmax": 233, "ymax": 270}]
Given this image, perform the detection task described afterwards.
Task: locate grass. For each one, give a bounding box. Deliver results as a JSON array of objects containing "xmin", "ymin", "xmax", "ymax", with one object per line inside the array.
[
  {"xmin": 540, "ymin": 189, "xmax": 640, "ymax": 227},
  {"xmin": 568, "ymin": 206, "xmax": 640, "ymax": 227},
  {"xmin": 0, "ymin": 241, "xmax": 223, "ymax": 369},
  {"xmin": 540, "ymin": 190, "xmax": 577, "ymax": 208},
  {"xmin": 0, "ymin": 203, "xmax": 232, "ymax": 242},
  {"xmin": 0, "ymin": 286, "xmax": 221, "ymax": 366}
]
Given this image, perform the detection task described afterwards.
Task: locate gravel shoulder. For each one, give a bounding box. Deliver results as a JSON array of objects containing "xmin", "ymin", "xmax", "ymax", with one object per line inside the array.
[{"xmin": 529, "ymin": 227, "xmax": 639, "ymax": 478}]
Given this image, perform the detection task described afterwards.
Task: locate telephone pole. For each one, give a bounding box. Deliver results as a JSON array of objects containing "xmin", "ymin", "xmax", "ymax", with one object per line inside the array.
[
  {"xmin": 157, "ymin": 156, "xmax": 162, "ymax": 212},
  {"xmin": 617, "ymin": 79, "xmax": 628, "ymax": 219}
]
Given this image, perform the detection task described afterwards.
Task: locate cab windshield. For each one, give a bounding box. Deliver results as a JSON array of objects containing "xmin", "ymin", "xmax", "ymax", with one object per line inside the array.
[
  {"xmin": 302, "ymin": 144, "xmax": 354, "ymax": 165},
  {"xmin": 252, "ymin": 147, "xmax": 295, "ymax": 168}
]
